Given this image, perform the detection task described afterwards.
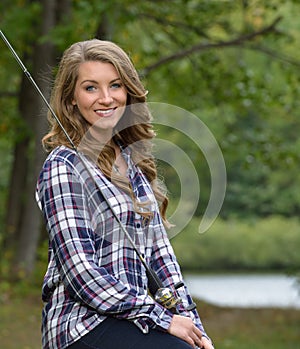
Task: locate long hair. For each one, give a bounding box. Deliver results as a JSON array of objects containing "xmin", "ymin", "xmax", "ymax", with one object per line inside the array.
[{"xmin": 43, "ymin": 39, "xmax": 170, "ymax": 225}]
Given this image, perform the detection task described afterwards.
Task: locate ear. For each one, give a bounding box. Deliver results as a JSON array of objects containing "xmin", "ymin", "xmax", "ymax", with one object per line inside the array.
[{"xmin": 72, "ymin": 99, "xmax": 77, "ymax": 106}]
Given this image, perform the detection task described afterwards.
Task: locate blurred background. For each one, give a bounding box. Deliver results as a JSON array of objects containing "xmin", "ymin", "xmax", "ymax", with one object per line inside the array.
[{"xmin": 0, "ymin": 1, "xmax": 300, "ymax": 348}]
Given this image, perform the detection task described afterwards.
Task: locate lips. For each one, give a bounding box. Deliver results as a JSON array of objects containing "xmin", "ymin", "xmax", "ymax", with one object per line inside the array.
[{"xmin": 95, "ymin": 107, "xmax": 116, "ymax": 117}]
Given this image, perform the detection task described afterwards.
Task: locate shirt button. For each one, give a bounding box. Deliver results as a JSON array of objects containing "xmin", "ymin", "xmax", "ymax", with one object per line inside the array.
[{"xmin": 136, "ymin": 223, "xmax": 141, "ymax": 228}]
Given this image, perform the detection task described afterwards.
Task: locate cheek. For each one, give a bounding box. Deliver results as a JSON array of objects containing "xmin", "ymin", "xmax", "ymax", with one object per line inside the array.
[
  {"xmin": 121, "ymin": 91, "xmax": 128, "ymax": 105},
  {"xmin": 74, "ymin": 93, "xmax": 91, "ymax": 109}
]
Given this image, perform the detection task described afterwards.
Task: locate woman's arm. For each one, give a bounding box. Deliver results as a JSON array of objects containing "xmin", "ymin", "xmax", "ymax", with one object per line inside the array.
[{"xmin": 148, "ymin": 212, "xmax": 213, "ymax": 346}]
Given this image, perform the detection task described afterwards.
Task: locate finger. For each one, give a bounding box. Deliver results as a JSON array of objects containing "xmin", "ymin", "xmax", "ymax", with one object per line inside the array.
[
  {"xmin": 183, "ymin": 336, "xmax": 197, "ymax": 349},
  {"xmin": 195, "ymin": 337, "xmax": 204, "ymax": 349},
  {"xmin": 185, "ymin": 331, "xmax": 200, "ymax": 349},
  {"xmin": 193, "ymin": 326, "xmax": 203, "ymax": 341},
  {"xmin": 190, "ymin": 332, "xmax": 202, "ymax": 348},
  {"xmin": 193, "ymin": 325, "xmax": 203, "ymax": 337},
  {"xmin": 192, "ymin": 327, "xmax": 203, "ymax": 348},
  {"xmin": 199, "ymin": 336, "xmax": 213, "ymax": 349}
]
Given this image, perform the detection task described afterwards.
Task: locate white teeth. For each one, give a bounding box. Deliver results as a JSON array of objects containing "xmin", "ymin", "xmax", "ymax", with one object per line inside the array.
[{"xmin": 96, "ymin": 108, "xmax": 114, "ymax": 115}]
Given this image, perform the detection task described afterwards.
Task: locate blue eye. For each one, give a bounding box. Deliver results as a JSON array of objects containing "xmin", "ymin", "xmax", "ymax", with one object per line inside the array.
[
  {"xmin": 111, "ymin": 82, "xmax": 122, "ymax": 89},
  {"xmin": 86, "ymin": 85, "xmax": 96, "ymax": 91}
]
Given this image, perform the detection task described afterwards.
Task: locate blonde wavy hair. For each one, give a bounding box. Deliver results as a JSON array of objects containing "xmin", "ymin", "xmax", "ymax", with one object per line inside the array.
[{"xmin": 43, "ymin": 39, "xmax": 170, "ymax": 225}]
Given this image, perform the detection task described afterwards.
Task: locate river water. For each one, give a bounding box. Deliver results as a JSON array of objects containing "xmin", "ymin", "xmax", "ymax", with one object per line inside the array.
[{"xmin": 184, "ymin": 273, "xmax": 300, "ymax": 309}]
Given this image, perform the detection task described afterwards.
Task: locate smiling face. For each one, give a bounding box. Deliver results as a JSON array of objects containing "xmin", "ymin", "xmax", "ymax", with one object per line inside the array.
[{"xmin": 72, "ymin": 61, "xmax": 127, "ymax": 142}]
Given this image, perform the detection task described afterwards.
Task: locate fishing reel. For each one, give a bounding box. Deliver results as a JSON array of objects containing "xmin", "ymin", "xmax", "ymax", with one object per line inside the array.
[{"xmin": 154, "ymin": 281, "xmax": 197, "ymax": 313}]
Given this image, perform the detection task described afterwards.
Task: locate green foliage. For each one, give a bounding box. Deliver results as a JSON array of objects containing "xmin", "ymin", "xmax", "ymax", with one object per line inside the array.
[
  {"xmin": 1, "ymin": 0, "xmax": 300, "ymax": 276},
  {"xmin": 1, "ymin": 1, "xmax": 41, "ymax": 48},
  {"xmin": 171, "ymin": 216, "xmax": 300, "ymax": 272},
  {"xmin": 118, "ymin": 0, "xmax": 300, "ymax": 219},
  {"xmin": 0, "ymin": 140, "xmax": 13, "ymax": 242},
  {"xmin": 1, "ymin": 0, "xmax": 300, "ymax": 221}
]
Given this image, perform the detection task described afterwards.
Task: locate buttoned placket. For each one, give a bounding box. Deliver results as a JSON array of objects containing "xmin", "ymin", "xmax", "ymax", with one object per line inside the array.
[{"xmin": 120, "ymin": 145, "xmax": 149, "ymax": 247}]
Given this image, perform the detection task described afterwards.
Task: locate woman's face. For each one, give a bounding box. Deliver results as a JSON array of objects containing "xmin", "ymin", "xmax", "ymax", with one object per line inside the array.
[{"xmin": 72, "ymin": 60, "xmax": 127, "ymax": 142}]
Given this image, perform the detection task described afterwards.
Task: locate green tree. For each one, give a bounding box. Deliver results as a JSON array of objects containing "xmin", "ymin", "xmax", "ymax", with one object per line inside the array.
[{"xmin": 1, "ymin": 0, "xmax": 300, "ymax": 277}]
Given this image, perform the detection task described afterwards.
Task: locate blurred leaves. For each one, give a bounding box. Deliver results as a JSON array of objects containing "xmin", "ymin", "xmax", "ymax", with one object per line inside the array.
[
  {"xmin": 172, "ymin": 216, "xmax": 300, "ymax": 271},
  {"xmin": 1, "ymin": 0, "xmax": 300, "ymax": 230}
]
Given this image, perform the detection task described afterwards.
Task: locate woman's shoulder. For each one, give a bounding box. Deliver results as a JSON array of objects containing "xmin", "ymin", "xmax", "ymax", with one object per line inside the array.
[
  {"xmin": 47, "ymin": 145, "xmax": 76, "ymax": 160},
  {"xmin": 43, "ymin": 145, "xmax": 102, "ymax": 180},
  {"xmin": 44, "ymin": 145, "xmax": 82, "ymax": 166},
  {"xmin": 41, "ymin": 146, "xmax": 84, "ymax": 174}
]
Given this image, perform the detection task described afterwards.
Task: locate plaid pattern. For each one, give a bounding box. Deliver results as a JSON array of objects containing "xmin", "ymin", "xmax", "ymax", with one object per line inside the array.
[{"xmin": 36, "ymin": 145, "xmax": 208, "ymax": 349}]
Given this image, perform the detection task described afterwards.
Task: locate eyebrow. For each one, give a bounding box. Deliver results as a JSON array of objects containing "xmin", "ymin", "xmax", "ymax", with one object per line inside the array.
[{"xmin": 80, "ymin": 78, "xmax": 121, "ymax": 86}]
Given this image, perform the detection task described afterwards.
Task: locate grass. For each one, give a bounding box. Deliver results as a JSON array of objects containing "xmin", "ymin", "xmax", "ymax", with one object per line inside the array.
[
  {"xmin": 0, "ymin": 294, "xmax": 42, "ymax": 349},
  {"xmin": 199, "ymin": 300, "xmax": 300, "ymax": 349},
  {"xmin": 1, "ymin": 294, "xmax": 299, "ymax": 349}
]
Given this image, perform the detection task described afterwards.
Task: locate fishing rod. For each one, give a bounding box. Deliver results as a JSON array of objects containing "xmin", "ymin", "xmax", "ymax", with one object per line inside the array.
[{"xmin": 0, "ymin": 30, "xmax": 196, "ymax": 312}]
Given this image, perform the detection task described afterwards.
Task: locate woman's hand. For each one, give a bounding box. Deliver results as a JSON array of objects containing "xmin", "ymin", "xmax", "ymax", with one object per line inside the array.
[
  {"xmin": 167, "ymin": 314, "xmax": 214, "ymax": 348},
  {"xmin": 199, "ymin": 336, "xmax": 214, "ymax": 349}
]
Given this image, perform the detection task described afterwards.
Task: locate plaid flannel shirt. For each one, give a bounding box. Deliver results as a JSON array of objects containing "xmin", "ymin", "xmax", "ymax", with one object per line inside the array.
[{"xmin": 36, "ymin": 145, "xmax": 208, "ymax": 349}]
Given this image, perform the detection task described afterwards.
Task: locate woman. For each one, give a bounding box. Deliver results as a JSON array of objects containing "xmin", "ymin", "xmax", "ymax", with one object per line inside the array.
[{"xmin": 36, "ymin": 39, "xmax": 214, "ymax": 349}]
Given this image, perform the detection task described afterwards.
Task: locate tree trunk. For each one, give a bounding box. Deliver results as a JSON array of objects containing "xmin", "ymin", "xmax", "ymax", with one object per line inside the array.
[
  {"xmin": 4, "ymin": 137, "xmax": 30, "ymax": 251},
  {"xmin": 14, "ymin": 0, "xmax": 58, "ymax": 275},
  {"xmin": 96, "ymin": 14, "xmax": 113, "ymax": 40}
]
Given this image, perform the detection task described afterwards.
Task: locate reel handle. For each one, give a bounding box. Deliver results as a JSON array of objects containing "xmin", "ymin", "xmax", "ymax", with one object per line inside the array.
[{"xmin": 154, "ymin": 281, "xmax": 197, "ymax": 313}]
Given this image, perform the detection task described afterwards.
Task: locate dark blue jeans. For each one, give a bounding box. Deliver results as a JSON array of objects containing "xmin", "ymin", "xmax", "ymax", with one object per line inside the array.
[{"xmin": 68, "ymin": 317, "xmax": 192, "ymax": 349}]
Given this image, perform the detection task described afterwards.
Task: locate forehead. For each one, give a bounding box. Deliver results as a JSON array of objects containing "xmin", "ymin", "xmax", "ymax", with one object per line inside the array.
[{"xmin": 76, "ymin": 61, "xmax": 120, "ymax": 81}]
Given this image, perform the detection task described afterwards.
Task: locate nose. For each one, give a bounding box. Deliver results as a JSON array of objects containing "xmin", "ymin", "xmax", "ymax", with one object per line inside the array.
[{"xmin": 98, "ymin": 90, "xmax": 113, "ymax": 105}]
